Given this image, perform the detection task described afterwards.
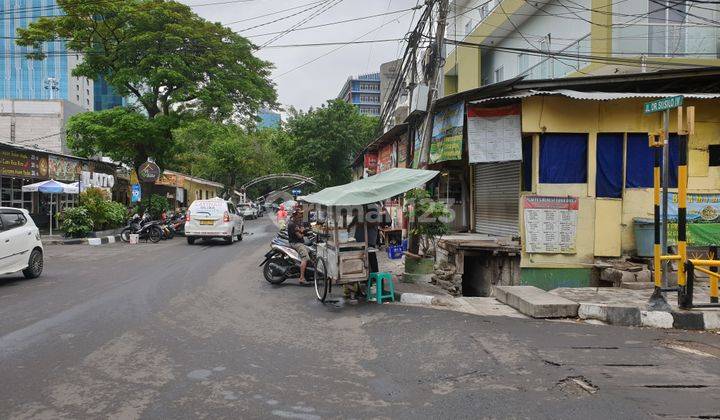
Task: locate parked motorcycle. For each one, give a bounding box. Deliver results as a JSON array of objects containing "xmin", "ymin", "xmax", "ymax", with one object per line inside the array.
[
  {"xmin": 259, "ymin": 228, "xmax": 321, "ymax": 285},
  {"xmin": 120, "ymin": 213, "xmax": 163, "ymax": 243}
]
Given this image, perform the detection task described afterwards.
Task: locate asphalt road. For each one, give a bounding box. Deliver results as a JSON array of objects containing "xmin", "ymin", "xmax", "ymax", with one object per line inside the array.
[{"xmin": 1, "ymin": 217, "xmax": 719, "ymax": 419}]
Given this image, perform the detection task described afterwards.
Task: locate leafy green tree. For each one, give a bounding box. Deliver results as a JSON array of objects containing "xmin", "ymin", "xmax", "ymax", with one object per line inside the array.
[
  {"xmin": 17, "ymin": 0, "xmax": 276, "ymax": 193},
  {"xmin": 282, "ymin": 100, "xmax": 378, "ymax": 187}
]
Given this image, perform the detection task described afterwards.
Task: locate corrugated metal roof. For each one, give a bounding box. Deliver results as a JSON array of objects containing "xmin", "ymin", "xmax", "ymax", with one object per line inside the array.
[{"xmin": 470, "ymin": 89, "xmax": 720, "ymax": 104}]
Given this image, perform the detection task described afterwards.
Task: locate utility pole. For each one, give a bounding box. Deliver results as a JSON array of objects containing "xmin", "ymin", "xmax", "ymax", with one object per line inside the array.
[{"xmin": 418, "ymin": 0, "xmax": 449, "ymax": 169}]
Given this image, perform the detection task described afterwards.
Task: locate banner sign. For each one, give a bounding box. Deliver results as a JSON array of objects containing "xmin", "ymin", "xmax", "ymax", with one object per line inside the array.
[
  {"xmin": 49, "ymin": 155, "xmax": 82, "ymax": 181},
  {"xmin": 430, "ymin": 102, "xmax": 464, "ymax": 164},
  {"xmin": 665, "ymin": 192, "xmax": 720, "ymax": 222},
  {"xmin": 0, "ymin": 149, "xmax": 47, "ymax": 178},
  {"xmin": 412, "ymin": 124, "xmax": 424, "ymax": 168},
  {"xmin": 467, "ymin": 104, "xmax": 522, "ymax": 163},
  {"xmin": 523, "ymin": 196, "xmax": 579, "ymax": 254},
  {"xmin": 131, "ymin": 184, "xmax": 141, "ymax": 203},
  {"xmin": 397, "ymin": 134, "xmax": 408, "ymax": 168}
]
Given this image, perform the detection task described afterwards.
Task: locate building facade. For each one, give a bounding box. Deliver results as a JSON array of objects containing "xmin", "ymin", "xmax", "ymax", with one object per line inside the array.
[
  {"xmin": 1, "ymin": 0, "xmax": 94, "ymax": 110},
  {"xmin": 0, "ymin": 99, "xmax": 85, "ymax": 154},
  {"xmin": 443, "ymin": 0, "xmax": 720, "ymax": 94},
  {"xmin": 337, "ymin": 72, "xmax": 381, "ymax": 116},
  {"xmin": 257, "ymin": 108, "xmax": 281, "ymax": 129},
  {"xmin": 94, "ymin": 74, "xmax": 124, "ymax": 111}
]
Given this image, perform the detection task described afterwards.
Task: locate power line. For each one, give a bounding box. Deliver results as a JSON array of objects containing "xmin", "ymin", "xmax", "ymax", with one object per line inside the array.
[
  {"xmin": 223, "ymin": 0, "xmax": 325, "ymax": 25},
  {"xmin": 245, "ymin": 6, "xmax": 418, "ymax": 37},
  {"xmin": 260, "ymin": 0, "xmax": 344, "ymax": 47},
  {"xmin": 235, "ymin": 0, "xmax": 332, "ymax": 33}
]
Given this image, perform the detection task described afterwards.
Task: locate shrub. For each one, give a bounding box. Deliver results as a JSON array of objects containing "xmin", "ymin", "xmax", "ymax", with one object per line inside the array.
[
  {"xmin": 77, "ymin": 187, "xmax": 128, "ymax": 230},
  {"xmin": 404, "ymin": 188, "xmax": 451, "ymax": 258},
  {"xmin": 141, "ymin": 194, "xmax": 171, "ymax": 219},
  {"xmin": 59, "ymin": 207, "xmax": 94, "ymax": 238}
]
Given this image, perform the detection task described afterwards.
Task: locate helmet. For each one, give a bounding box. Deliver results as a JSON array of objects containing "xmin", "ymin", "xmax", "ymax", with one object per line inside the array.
[{"xmin": 279, "ymin": 204, "xmax": 285, "ymax": 211}]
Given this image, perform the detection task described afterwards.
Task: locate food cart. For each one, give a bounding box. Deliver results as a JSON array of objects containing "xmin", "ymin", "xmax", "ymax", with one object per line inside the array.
[{"xmin": 300, "ymin": 168, "xmax": 439, "ymax": 302}]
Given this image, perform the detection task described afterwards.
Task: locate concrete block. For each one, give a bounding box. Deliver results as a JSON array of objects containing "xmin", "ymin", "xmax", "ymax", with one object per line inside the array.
[
  {"xmin": 620, "ymin": 281, "xmax": 654, "ymax": 290},
  {"xmin": 672, "ymin": 311, "xmax": 705, "ymax": 330},
  {"xmin": 578, "ymin": 303, "xmax": 641, "ymax": 326},
  {"xmin": 399, "ymin": 293, "xmax": 434, "ymax": 305},
  {"xmin": 635, "ymin": 269, "xmax": 652, "ymax": 283},
  {"xmin": 106, "ymin": 236, "xmax": 116, "ymax": 244},
  {"xmin": 620, "ymin": 271, "xmax": 636, "ymax": 285},
  {"xmin": 87, "ymin": 238, "xmax": 102, "ymax": 246},
  {"xmin": 578, "ymin": 303, "xmax": 607, "ymax": 321},
  {"xmin": 703, "ymin": 312, "xmax": 720, "ymax": 330},
  {"xmin": 640, "ymin": 310, "xmax": 674, "ymax": 329},
  {"xmin": 494, "ymin": 286, "xmax": 578, "ymax": 318}
]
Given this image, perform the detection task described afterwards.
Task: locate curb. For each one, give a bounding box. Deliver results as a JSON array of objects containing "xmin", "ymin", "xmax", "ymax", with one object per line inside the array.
[
  {"xmin": 578, "ymin": 302, "xmax": 720, "ymax": 330},
  {"xmin": 43, "ymin": 234, "xmax": 120, "ymax": 246},
  {"xmin": 394, "ymin": 291, "xmax": 455, "ymax": 307}
]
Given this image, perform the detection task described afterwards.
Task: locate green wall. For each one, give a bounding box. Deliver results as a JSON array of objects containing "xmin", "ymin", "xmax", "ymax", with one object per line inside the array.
[{"xmin": 520, "ymin": 268, "xmax": 592, "ymax": 291}]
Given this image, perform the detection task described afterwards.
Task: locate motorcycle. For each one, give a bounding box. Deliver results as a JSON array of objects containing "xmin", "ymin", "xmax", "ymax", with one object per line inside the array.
[
  {"xmin": 120, "ymin": 213, "xmax": 164, "ymax": 243},
  {"xmin": 259, "ymin": 228, "xmax": 321, "ymax": 285},
  {"xmin": 167, "ymin": 213, "xmax": 185, "ymax": 236}
]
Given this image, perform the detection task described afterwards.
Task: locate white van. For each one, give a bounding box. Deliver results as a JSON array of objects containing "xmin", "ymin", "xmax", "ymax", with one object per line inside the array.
[{"xmin": 185, "ymin": 198, "xmax": 244, "ymax": 245}]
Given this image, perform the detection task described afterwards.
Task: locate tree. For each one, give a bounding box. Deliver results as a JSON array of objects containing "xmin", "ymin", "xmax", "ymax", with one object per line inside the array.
[
  {"xmin": 17, "ymin": 0, "xmax": 276, "ymax": 192},
  {"xmin": 282, "ymin": 100, "xmax": 378, "ymax": 187}
]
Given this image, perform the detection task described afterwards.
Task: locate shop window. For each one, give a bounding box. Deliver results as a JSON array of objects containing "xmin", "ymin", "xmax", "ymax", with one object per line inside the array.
[
  {"xmin": 709, "ymin": 144, "xmax": 720, "ymax": 166},
  {"xmin": 596, "ymin": 133, "xmax": 624, "ymax": 198},
  {"xmin": 539, "ymin": 133, "xmax": 588, "ymax": 183},
  {"xmin": 626, "ymin": 133, "xmax": 679, "ymax": 188},
  {"xmin": 521, "ymin": 136, "xmax": 533, "ymax": 191}
]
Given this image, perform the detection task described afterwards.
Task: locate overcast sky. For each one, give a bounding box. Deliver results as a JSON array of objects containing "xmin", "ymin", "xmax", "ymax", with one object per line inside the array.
[{"xmin": 181, "ymin": 0, "xmax": 420, "ymax": 112}]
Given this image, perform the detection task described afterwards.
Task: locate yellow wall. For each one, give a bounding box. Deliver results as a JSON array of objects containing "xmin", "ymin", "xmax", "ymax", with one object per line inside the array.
[
  {"xmin": 185, "ymin": 179, "xmax": 221, "ymax": 206},
  {"xmin": 519, "ymin": 96, "xmax": 720, "ymax": 268}
]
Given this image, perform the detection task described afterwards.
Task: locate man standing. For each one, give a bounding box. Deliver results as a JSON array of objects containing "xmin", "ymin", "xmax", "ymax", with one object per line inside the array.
[{"xmin": 287, "ymin": 208, "xmax": 310, "ymax": 285}]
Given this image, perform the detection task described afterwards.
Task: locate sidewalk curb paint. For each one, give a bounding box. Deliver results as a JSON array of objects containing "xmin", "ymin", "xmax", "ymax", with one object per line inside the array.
[
  {"xmin": 44, "ymin": 235, "xmax": 121, "ymax": 246},
  {"xmin": 640, "ymin": 310, "xmax": 674, "ymax": 329},
  {"xmin": 578, "ymin": 303, "xmax": 641, "ymax": 326},
  {"xmin": 578, "ymin": 302, "xmax": 719, "ymax": 330},
  {"xmin": 399, "ymin": 293, "xmax": 434, "ymax": 305}
]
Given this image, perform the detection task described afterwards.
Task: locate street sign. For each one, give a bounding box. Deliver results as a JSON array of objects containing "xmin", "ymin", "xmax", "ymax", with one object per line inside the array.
[{"xmin": 644, "ymin": 95, "xmax": 683, "ymax": 114}]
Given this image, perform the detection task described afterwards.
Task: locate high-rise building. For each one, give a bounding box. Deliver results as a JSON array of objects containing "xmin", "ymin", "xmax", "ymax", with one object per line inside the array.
[
  {"xmin": 337, "ymin": 72, "xmax": 381, "ymax": 117},
  {"xmin": 0, "ymin": 0, "xmax": 93, "ymax": 110},
  {"xmin": 94, "ymin": 74, "xmax": 125, "ymax": 111},
  {"xmin": 257, "ymin": 108, "xmax": 281, "ymax": 128}
]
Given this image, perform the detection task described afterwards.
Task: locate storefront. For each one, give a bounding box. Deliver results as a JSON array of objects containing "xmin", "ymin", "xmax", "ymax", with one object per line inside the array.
[{"xmin": 0, "ymin": 145, "xmax": 49, "ymax": 217}]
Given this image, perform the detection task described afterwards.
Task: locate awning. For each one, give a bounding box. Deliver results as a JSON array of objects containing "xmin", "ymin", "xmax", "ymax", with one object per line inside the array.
[
  {"xmin": 301, "ymin": 168, "xmax": 439, "ymax": 206},
  {"xmin": 470, "ymin": 89, "xmax": 720, "ymax": 104}
]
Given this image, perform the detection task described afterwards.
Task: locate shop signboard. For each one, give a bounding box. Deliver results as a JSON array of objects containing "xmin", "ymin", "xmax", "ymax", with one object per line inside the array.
[
  {"xmin": 0, "ymin": 148, "xmax": 48, "ymax": 178},
  {"xmin": 49, "ymin": 155, "xmax": 82, "ymax": 181},
  {"xmin": 467, "ymin": 104, "xmax": 522, "ymax": 163},
  {"xmin": 80, "ymin": 171, "xmax": 115, "ymax": 190},
  {"xmin": 397, "ymin": 135, "xmax": 408, "ymax": 168},
  {"xmin": 430, "ymin": 102, "xmax": 464, "ymax": 164},
  {"xmin": 138, "ymin": 161, "xmax": 161, "ymax": 182},
  {"xmin": 156, "ymin": 172, "xmax": 181, "ymax": 187},
  {"xmin": 523, "ymin": 196, "xmax": 579, "ymax": 254}
]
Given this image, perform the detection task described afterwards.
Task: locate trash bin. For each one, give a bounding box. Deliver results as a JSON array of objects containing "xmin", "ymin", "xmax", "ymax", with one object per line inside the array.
[{"xmin": 633, "ymin": 218, "xmax": 654, "ymax": 257}]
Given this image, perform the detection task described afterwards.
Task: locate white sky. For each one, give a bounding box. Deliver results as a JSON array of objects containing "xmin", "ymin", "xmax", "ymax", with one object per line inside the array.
[{"xmin": 181, "ymin": 0, "xmax": 420, "ymax": 112}]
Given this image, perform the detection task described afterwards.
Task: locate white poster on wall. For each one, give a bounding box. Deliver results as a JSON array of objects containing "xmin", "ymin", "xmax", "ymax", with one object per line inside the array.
[
  {"xmin": 467, "ymin": 104, "xmax": 522, "ymax": 163},
  {"xmin": 523, "ymin": 196, "xmax": 579, "ymax": 254}
]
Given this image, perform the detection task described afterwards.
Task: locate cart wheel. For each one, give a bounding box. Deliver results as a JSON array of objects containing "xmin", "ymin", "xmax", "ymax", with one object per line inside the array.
[{"xmin": 314, "ymin": 257, "xmax": 329, "ymax": 302}]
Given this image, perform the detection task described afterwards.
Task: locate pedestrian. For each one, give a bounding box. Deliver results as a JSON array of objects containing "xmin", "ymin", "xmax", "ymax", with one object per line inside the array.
[{"xmin": 287, "ymin": 207, "xmax": 310, "ymax": 285}]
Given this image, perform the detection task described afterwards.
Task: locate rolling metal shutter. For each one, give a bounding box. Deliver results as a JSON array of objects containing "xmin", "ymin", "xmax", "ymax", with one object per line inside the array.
[{"xmin": 473, "ymin": 162, "xmax": 520, "ymax": 237}]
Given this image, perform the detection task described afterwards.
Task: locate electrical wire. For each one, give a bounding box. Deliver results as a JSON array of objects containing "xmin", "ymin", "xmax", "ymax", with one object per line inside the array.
[{"xmin": 260, "ymin": 0, "xmax": 344, "ymax": 47}]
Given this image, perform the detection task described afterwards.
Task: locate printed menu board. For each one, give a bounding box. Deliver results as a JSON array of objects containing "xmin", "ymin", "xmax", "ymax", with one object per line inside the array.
[
  {"xmin": 467, "ymin": 104, "xmax": 522, "ymax": 163},
  {"xmin": 0, "ymin": 148, "xmax": 48, "ymax": 178},
  {"xmin": 523, "ymin": 196, "xmax": 579, "ymax": 254}
]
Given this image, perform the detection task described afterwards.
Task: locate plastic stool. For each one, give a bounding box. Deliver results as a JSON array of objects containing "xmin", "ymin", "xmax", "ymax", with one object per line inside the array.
[{"xmin": 367, "ymin": 272, "xmax": 395, "ymax": 304}]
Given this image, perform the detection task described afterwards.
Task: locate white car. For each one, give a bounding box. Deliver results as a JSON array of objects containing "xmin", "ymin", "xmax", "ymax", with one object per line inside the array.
[
  {"xmin": 238, "ymin": 203, "xmax": 258, "ymax": 220},
  {"xmin": 0, "ymin": 208, "xmax": 43, "ymax": 279},
  {"xmin": 185, "ymin": 198, "xmax": 244, "ymax": 245}
]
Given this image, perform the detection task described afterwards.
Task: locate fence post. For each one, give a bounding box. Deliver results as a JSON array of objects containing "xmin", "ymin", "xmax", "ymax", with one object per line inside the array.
[{"xmin": 711, "ymin": 245, "xmax": 719, "ymax": 304}]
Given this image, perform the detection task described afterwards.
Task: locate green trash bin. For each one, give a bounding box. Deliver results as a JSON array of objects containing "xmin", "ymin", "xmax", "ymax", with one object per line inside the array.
[{"xmin": 633, "ymin": 217, "xmax": 655, "ymax": 257}]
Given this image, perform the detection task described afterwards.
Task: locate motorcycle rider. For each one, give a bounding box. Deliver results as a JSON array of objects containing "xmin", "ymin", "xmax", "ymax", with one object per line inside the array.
[{"xmin": 287, "ymin": 207, "xmax": 310, "ymax": 285}]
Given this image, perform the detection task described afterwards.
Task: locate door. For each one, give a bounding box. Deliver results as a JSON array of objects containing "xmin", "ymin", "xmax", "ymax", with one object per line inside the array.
[
  {"xmin": 0, "ymin": 211, "xmax": 31, "ymax": 272},
  {"xmin": 473, "ymin": 162, "xmax": 521, "ymax": 237}
]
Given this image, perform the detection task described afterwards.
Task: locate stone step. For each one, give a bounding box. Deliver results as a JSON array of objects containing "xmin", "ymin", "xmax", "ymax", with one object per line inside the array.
[
  {"xmin": 620, "ymin": 281, "xmax": 654, "ymax": 290},
  {"xmin": 494, "ymin": 286, "xmax": 579, "ymax": 318}
]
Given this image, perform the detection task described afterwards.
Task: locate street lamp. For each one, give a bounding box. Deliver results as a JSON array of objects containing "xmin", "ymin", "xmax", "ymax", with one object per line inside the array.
[{"xmin": 44, "ymin": 77, "xmax": 59, "ymax": 100}]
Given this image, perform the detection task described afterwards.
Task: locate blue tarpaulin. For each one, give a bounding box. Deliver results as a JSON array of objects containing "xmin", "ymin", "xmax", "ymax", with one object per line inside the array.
[
  {"xmin": 539, "ymin": 133, "xmax": 588, "ymax": 183},
  {"xmin": 596, "ymin": 133, "xmax": 624, "ymax": 198},
  {"xmin": 626, "ymin": 133, "xmax": 679, "ymax": 188}
]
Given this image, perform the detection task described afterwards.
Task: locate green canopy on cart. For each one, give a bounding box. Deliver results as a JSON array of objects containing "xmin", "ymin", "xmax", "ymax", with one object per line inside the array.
[{"xmin": 300, "ymin": 168, "xmax": 439, "ymax": 207}]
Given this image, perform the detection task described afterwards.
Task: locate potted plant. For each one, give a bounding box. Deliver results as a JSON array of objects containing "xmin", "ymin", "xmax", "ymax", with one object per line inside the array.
[{"xmin": 403, "ymin": 189, "xmax": 451, "ymax": 283}]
